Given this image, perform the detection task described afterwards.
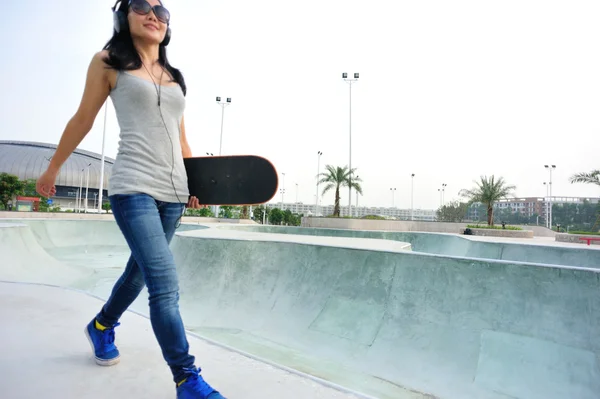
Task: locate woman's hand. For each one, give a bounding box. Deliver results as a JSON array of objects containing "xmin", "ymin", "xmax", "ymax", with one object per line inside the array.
[
  {"xmin": 186, "ymin": 196, "xmax": 203, "ymax": 208},
  {"xmin": 36, "ymin": 168, "xmax": 58, "ymax": 198}
]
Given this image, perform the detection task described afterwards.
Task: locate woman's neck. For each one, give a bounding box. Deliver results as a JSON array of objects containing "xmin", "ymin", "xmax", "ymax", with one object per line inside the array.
[{"xmin": 134, "ymin": 41, "xmax": 160, "ymax": 66}]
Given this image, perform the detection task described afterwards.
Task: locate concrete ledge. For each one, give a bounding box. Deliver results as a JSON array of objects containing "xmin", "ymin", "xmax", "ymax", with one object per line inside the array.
[
  {"xmin": 180, "ymin": 224, "xmax": 414, "ymax": 253},
  {"xmin": 301, "ymin": 217, "xmax": 555, "ymax": 237},
  {"xmin": 556, "ymin": 233, "xmax": 600, "ymax": 246},
  {"xmin": 466, "ymin": 228, "xmax": 534, "ymax": 238},
  {"xmin": 0, "ymin": 211, "xmax": 256, "ymax": 224}
]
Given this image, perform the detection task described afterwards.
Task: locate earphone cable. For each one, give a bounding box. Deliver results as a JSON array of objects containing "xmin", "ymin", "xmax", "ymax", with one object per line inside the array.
[{"xmin": 142, "ymin": 61, "xmax": 184, "ymax": 229}]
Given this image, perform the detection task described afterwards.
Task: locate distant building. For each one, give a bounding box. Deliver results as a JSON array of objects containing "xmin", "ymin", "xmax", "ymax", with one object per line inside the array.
[
  {"xmin": 0, "ymin": 140, "xmax": 114, "ymax": 212},
  {"xmin": 264, "ymin": 202, "xmax": 437, "ymax": 221}
]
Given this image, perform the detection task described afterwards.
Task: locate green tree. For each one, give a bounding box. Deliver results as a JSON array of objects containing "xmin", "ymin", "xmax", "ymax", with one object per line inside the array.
[
  {"xmin": 0, "ymin": 173, "xmax": 25, "ymax": 210},
  {"xmin": 282, "ymin": 209, "xmax": 303, "ymax": 226},
  {"xmin": 437, "ymin": 201, "xmax": 469, "ymax": 222},
  {"xmin": 253, "ymin": 205, "xmax": 269, "ymax": 224},
  {"xmin": 551, "ymin": 200, "xmax": 599, "ymax": 231},
  {"xmin": 218, "ymin": 205, "xmax": 242, "ymax": 219},
  {"xmin": 102, "ymin": 202, "xmax": 112, "ymax": 214},
  {"xmin": 269, "ymin": 208, "xmax": 283, "ymax": 225},
  {"xmin": 199, "ymin": 207, "xmax": 214, "ymax": 217},
  {"xmin": 23, "ymin": 179, "xmax": 51, "ymax": 212},
  {"xmin": 185, "ymin": 207, "xmax": 214, "ymax": 217},
  {"xmin": 219, "ymin": 206, "xmax": 233, "ymax": 219},
  {"xmin": 318, "ymin": 165, "xmax": 363, "ymax": 217},
  {"xmin": 569, "ymin": 170, "xmax": 600, "ymax": 230},
  {"xmin": 459, "ymin": 175, "xmax": 516, "ymax": 226}
]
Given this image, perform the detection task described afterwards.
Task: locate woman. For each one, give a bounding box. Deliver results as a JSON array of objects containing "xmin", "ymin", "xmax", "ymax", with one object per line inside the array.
[{"xmin": 36, "ymin": 1, "xmax": 226, "ymax": 398}]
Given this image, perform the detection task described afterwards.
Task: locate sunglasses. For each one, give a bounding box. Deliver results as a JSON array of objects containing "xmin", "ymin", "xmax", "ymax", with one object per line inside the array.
[{"xmin": 129, "ymin": 0, "xmax": 170, "ymax": 25}]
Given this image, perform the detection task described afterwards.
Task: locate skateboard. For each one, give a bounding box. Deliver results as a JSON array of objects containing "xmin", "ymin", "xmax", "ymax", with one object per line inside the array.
[{"xmin": 183, "ymin": 155, "xmax": 278, "ymax": 205}]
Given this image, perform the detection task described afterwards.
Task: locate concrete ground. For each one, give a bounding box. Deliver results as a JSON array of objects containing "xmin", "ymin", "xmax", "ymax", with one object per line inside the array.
[
  {"xmin": 464, "ymin": 233, "xmax": 600, "ymax": 249},
  {"xmin": 0, "ymin": 281, "xmax": 367, "ymax": 399}
]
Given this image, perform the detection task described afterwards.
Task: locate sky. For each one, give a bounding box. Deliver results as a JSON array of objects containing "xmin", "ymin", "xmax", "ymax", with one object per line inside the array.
[{"xmin": 2, "ymin": 0, "xmax": 599, "ymax": 210}]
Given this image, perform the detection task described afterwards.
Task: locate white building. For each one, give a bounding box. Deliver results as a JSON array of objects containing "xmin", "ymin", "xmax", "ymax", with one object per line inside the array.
[{"xmin": 264, "ymin": 202, "xmax": 437, "ymax": 221}]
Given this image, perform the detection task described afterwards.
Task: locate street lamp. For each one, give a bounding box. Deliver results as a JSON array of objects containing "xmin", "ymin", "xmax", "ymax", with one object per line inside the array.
[
  {"xmin": 78, "ymin": 168, "xmax": 84, "ymax": 213},
  {"xmin": 390, "ymin": 188, "xmax": 396, "ymax": 207},
  {"xmin": 280, "ymin": 172, "xmax": 286, "ymax": 207},
  {"xmin": 543, "ymin": 181, "xmax": 550, "ymax": 228},
  {"xmin": 84, "ymin": 163, "xmax": 91, "ymax": 213},
  {"xmin": 355, "ymin": 175, "xmax": 360, "ymax": 213},
  {"xmin": 441, "ymin": 183, "xmax": 447, "ymax": 206},
  {"xmin": 342, "ymin": 72, "xmax": 359, "ymax": 217},
  {"xmin": 544, "ymin": 165, "xmax": 556, "ymax": 228},
  {"xmin": 315, "ymin": 151, "xmax": 322, "ymax": 217},
  {"xmin": 216, "ymin": 97, "xmax": 232, "ymax": 156},
  {"xmin": 411, "ymin": 173, "xmax": 415, "ymax": 221}
]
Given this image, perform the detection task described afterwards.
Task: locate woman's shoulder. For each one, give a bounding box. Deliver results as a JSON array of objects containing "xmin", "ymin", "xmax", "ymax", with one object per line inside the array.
[{"xmin": 89, "ymin": 50, "xmax": 118, "ymax": 89}]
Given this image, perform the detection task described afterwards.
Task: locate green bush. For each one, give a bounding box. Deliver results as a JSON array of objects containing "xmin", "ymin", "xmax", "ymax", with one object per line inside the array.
[
  {"xmin": 568, "ymin": 230, "xmax": 600, "ymax": 236},
  {"xmin": 467, "ymin": 224, "xmax": 523, "ymax": 231},
  {"xmin": 362, "ymin": 215, "xmax": 386, "ymax": 220}
]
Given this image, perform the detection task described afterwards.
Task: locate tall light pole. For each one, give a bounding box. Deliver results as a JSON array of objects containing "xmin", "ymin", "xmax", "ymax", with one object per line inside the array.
[
  {"xmin": 543, "ymin": 182, "xmax": 549, "ymax": 228},
  {"xmin": 216, "ymin": 97, "xmax": 231, "ymax": 156},
  {"xmin": 390, "ymin": 188, "xmax": 396, "ymax": 207},
  {"xmin": 84, "ymin": 163, "xmax": 91, "ymax": 213},
  {"xmin": 441, "ymin": 183, "xmax": 447, "ymax": 206},
  {"xmin": 315, "ymin": 151, "xmax": 322, "ymax": 217},
  {"xmin": 215, "ymin": 97, "xmax": 231, "ymax": 218},
  {"xmin": 98, "ymin": 101, "xmax": 108, "ymax": 214},
  {"xmin": 355, "ymin": 175, "xmax": 360, "ymax": 214},
  {"xmin": 78, "ymin": 168, "xmax": 84, "ymax": 213},
  {"xmin": 342, "ymin": 72, "xmax": 359, "ymax": 217},
  {"xmin": 544, "ymin": 165, "xmax": 556, "ymax": 229},
  {"xmin": 411, "ymin": 173, "xmax": 415, "ymax": 221},
  {"xmin": 280, "ymin": 172, "xmax": 286, "ymax": 207}
]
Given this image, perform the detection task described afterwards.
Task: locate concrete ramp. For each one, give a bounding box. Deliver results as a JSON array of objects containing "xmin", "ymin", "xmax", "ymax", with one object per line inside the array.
[
  {"xmin": 172, "ymin": 228, "xmax": 600, "ymax": 399},
  {"xmin": 2, "ymin": 219, "xmax": 600, "ymax": 399},
  {"xmin": 0, "ymin": 223, "xmax": 91, "ymax": 286},
  {"xmin": 218, "ymin": 225, "xmax": 600, "ymax": 269}
]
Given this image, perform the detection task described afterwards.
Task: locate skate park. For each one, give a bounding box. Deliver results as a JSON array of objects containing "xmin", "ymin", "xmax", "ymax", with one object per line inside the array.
[{"xmin": 1, "ymin": 214, "xmax": 599, "ymax": 399}]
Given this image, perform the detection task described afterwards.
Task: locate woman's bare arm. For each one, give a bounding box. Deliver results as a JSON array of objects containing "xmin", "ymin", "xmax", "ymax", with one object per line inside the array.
[{"xmin": 47, "ymin": 51, "xmax": 111, "ymax": 174}]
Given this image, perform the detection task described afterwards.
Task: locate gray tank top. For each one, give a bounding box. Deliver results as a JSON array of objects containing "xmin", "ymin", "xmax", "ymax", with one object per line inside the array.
[{"xmin": 108, "ymin": 70, "xmax": 189, "ymax": 203}]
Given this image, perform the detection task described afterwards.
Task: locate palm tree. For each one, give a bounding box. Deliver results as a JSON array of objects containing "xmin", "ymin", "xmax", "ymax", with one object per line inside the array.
[
  {"xmin": 570, "ymin": 169, "xmax": 600, "ymax": 231},
  {"xmin": 317, "ymin": 165, "xmax": 363, "ymax": 217},
  {"xmin": 569, "ymin": 170, "xmax": 600, "ymax": 188},
  {"xmin": 459, "ymin": 175, "xmax": 516, "ymax": 226}
]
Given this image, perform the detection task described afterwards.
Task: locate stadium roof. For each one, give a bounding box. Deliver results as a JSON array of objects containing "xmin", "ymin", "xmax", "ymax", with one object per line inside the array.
[{"xmin": 0, "ymin": 140, "xmax": 114, "ymax": 189}]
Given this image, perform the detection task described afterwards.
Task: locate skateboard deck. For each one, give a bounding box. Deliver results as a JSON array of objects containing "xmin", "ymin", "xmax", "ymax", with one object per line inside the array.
[{"xmin": 183, "ymin": 155, "xmax": 278, "ymax": 205}]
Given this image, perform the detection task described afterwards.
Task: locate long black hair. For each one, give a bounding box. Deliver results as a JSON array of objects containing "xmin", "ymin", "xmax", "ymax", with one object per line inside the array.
[{"xmin": 102, "ymin": 0, "xmax": 187, "ymax": 96}]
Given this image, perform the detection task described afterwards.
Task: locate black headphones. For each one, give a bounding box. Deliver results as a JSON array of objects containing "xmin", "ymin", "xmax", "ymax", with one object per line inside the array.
[{"xmin": 112, "ymin": 0, "xmax": 171, "ymax": 46}]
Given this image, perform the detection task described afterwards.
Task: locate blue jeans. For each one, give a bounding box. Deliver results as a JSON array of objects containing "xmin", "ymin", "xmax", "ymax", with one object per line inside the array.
[{"xmin": 96, "ymin": 193, "xmax": 197, "ymax": 384}]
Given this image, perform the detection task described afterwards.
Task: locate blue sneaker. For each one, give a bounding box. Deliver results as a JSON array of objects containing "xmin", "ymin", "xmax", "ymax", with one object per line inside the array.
[
  {"xmin": 177, "ymin": 372, "xmax": 227, "ymax": 399},
  {"xmin": 84, "ymin": 318, "xmax": 120, "ymax": 366}
]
